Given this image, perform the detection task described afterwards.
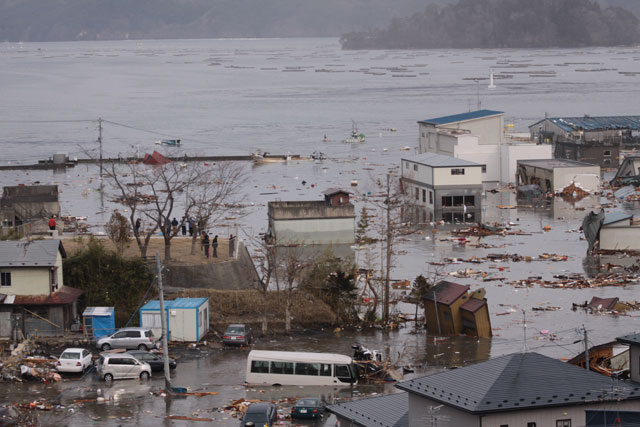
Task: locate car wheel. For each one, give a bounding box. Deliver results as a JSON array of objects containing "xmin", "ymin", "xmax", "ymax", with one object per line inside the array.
[
  {"xmin": 137, "ymin": 344, "xmax": 148, "ymax": 350},
  {"xmin": 140, "ymin": 371, "xmax": 150, "ymax": 380},
  {"xmin": 101, "ymin": 343, "xmax": 111, "ymax": 351},
  {"xmin": 104, "ymin": 373, "xmax": 113, "ymax": 382}
]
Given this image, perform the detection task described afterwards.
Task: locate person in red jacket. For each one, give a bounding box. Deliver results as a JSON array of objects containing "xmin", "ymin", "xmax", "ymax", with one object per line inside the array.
[{"xmin": 48, "ymin": 215, "xmax": 56, "ymax": 231}]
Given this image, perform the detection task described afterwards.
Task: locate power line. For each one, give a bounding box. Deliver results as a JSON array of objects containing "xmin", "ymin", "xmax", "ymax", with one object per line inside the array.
[{"xmin": 102, "ymin": 119, "xmax": 228, "ymax": 148}]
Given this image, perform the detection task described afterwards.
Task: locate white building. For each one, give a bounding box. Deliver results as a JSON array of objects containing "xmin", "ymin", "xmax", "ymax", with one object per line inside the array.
[
  {"xmin": 140, "ymin": 297, "xmax": 209, "ymax": 343},
  {"xmin": 401, "ymin": 152, "xmax": 483, "ymax": 223},
  {"xmin": 418, "ymin": 110, "xmax": 552, "ymax": 183},
  {"xmin": 517, "ymin": 159, "xmax": 601, "ymax": 194}
]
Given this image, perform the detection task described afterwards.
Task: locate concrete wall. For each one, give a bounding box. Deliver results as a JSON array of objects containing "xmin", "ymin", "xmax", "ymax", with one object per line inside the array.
[
  {"xmin": 402, "ymin": 160, "xmax": 433, "ymax": 186},
  {"xmin": 630, "ymin": 345, "xmax": 640, "ymax": 383},
  {"xmin": 553, "ymin": 167, "xmax": 601, "ymax": 193},
  {"xmin": 164, "ymin": 242, "xmax": 260, "ymax": 291},
  {"xmin": 433, "ymin": 166, "xmax": 483, "ymax": 187},
  {"xmin": 272, "ymin": 217, "xmax": 355, "ymax": 245},
  {"xmin": 600, "ymin": 226, "xmax": 640, "ymax": 251},
  {"xmin": 268, "ymin": 201, "xmax": 354, "ymax": 220},
  {"xmin": 501, "ymin": 143, "xmax": 553, "ymax": 184}
]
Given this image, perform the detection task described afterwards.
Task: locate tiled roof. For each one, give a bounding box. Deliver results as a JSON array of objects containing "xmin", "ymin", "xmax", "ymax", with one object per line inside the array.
[
  {"xmin": 529, "ymin": 116, "xmax": 640, "ymax": 133},
  {"xmin": 420, "ymin": 109, "xmax": 504, "ymax": 126},
  {"xmin": 10, "ymin": 285, "xmax": 83, "ymax": 306},
  {"xmin": 403, "ymin": 152, "xmax": 482, "ymax": 168},
  {"xmin": 617, "ymin": 332, "xmax": 640, "ymax": 346},
  {"xmin": 460, "ymin": 298, "xmax": 486, "ymax": 313},
  {"xmin": 396, "ymin": 352, "xmax": 640, "ymax": 414},
  {"xmin": 326, "ymin": 392, "xmax": 408, "ymax": 427},
  {"xmin": 0, "ymin": 240, "xmax": 65, "ymax": 267},
  {"xmin": 423, "ymin": 281, "xmax": 469, "ymax": 305}
]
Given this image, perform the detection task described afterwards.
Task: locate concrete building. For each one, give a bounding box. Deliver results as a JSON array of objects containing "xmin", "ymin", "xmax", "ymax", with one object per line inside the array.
[
  {"xmin": 517, "ymin": 159, "xmax": 601, "ymax": 194},
  {"xmin": 0, "ymin": 185, "xmax": 60, "ymax": 227},
  {"xmin": 267, "ymin": 189, "xmax": 355, "ymax": 245},
  {"xmin": 423, "ymin": 281, "xmax": 491, "ymax": 338},
  {"xmin": 417, "ymin": 110, "xmax": 552, "ymax": 183},
  {"xmin": 401, "ymin": 152, "xmax": 483, "ymax": 223},
  {"xmin": 0, "ymin": 240, "xmax": 82, "ymax": 338},
  {"xmin": 140, "ymin": 297, "xmax": 209, "ymax": 342},
  {"xmin": 529, "ymin": 115, "xmax": 640, "ymax": 168},
  {"xmin": 611, "ymin": 155, "xmax": 640, "ymax": 186},
  {"xmin": 329, "ymin": 352, "xmax": 640, "ymax": 427}
]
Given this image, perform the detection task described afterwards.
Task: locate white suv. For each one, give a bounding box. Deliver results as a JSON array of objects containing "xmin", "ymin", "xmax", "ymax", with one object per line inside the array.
[
  {"xmin": 97, "ymin": 353, "xmax": 152, "ymax": 381},
  {"xmin": 96, "ymin": 327, "xmax": 156, "ymax": 351}
]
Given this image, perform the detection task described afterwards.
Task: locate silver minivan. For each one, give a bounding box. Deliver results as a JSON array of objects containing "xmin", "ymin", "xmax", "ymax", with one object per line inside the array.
[
  {"xmin": 97, "ymin": 353, "xmax": 152, "ymax": 381},
  {"xmin": 96, "ymin": 327, "xmax": 155, "ymax": 351}
]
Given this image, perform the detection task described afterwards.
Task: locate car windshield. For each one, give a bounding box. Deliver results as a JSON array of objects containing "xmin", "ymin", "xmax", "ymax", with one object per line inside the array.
[
  {"xmin": 226, "ymin": 326, "xmax": 244, "ymax": 334},
  {"xmin": 60, "ymin": 352, "xmax": 80, "ymax": 359},
  {"xmin": 244, "ymin": 413, "xmax": 267, "ymax": 423},
  {"xmin": 296, "ymin": 399, "xmax": 318, "ymax": 406}
]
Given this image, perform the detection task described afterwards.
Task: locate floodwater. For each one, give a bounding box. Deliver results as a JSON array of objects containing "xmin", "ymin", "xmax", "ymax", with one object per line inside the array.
[{"xmin": 2, "ymin": 38, "xmax": 640, "ymax": 423}]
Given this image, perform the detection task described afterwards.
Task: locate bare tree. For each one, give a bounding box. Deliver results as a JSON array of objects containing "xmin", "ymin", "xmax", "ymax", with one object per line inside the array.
[
  {"xmin": 104, "ymin": 210, "xmax": 131, "ymax": 255},
  {"xmin": 275, "ymin": 246, "xmax": 309, "ymax": 335},
  {"xmin": 187, "ymin": 161, "xmax": 247, "ymax": 255},
  {"xmin": 250, "ymin": 234, "xmax": 277, "ymax": 336}
]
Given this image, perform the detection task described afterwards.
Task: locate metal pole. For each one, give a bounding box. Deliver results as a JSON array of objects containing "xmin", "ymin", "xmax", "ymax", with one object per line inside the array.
[
  {"xmin": 155, "ymin": 251, "xmax": 173, "ymax": 392},
  {"xmin": 584, "ymin": 325, "xmax": 589, "ymax": 371},
  {"xmin": 98, "ymin": 117, "xmax": 103, "ymax": 181},
  {"xmin": 433, "ymin": 290, "xmax": 441, "ymax": 335}
]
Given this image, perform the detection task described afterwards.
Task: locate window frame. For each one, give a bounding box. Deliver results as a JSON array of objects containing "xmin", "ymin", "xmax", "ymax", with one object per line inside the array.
[
  {"xmin": 451, "ymin": 168, "xmax": 465, "ymax": 175},
  {"xmin": 0, "ymin": 271, "xmax": 11, "ymax": 287},
  {"xmin": 556, "ymin": 420, "xmax": 571, "ymax": 427}
]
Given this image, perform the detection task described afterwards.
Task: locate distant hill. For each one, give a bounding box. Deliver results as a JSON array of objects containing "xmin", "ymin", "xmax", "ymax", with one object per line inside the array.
[
  {"xmin": 0, "ymin": 0, "xmax": 451, "ymax": 42},
  {"xmin": 340, "ymin": 0, "xmax": 640, "ymax": 49}
]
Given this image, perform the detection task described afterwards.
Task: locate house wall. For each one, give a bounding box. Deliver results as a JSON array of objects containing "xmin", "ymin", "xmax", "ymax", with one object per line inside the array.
[
  {"xmin": 23, "ymin": 305, "xmax": 64, "ymax": 337},
  {"xmin": 0, "ymin": 306, "xmax": 12, "ymax": 337},
  {"xmin": 630, "ymin": 345, "xmax": 640, "ymax": 383},
  {"xmin": 0, "ymin": 267, "xmax": 52, "ymax": 296},
  {"xmin": 453, "ymin": 136, "xmax": 501, "ymax": 182},
  {"xmin": 552, "ymin": 167, "xmax": 601, "ymax": 193},
  {"xmin": 555, "ymin": 141, "xmax": 620, "ymax": 169},
  {"xmin": 600, "ymin": 226, "xmax": 640, "ymax": 251},
  {"xmin": 425, "ymin": 294, "xmax": 470, "ymax": 335},
  {"xmin": 402, "ymin": 159, "xmax": 434, "ymax": 186},
  {"xmin": 433, "ymin": 166, "xmax": 483, "ymax": 187},
  {"xmin": 408, "ymin": 394, "xmax": 480, "ymax": 427},
  {"xmin": 501, "ymin": 143, "xmax": 553, "ymax": 184},
  {"xmin": 474, "ymin": 306, "xmax": 492, "ymax": 338},
  {"xmin": 198, "ymin": 303, "xmax": 209, "ymax": 340},
  {"xmin": 272, "ymin": 217, "xmax": 355, "ymax": 245}
]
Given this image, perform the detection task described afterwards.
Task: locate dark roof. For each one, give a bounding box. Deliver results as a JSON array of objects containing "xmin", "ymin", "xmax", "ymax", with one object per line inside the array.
[
  {"xmin": 588, "ymin": 297, "xmax": 619, "ymax": 310},
  {"xmin": 396, "ymin": 352, "xmax": 640, "ymax": 414},
  {"xmin": 11, "ymin": 286, "xmax": 83, "ymax": 306},
  {"xmin": 323, "ymin": 188, "xmax": 351, "ymax": 196},
  {"xmin": 403, "ymin": 152, "xmax": 483, "ymax": 168},
  {"xmin": 420, "ymin": 109, "xmax": 504, "ymax": 126},
  {"xmin": 529, "ymin": 116, "xmax": 640, "ymax": 133},
  {"xmin": 617, "ymin": 332, "xmax": 640, "ymax": 346},
  {"xmin": 326, "ymin": 392, "xmax": 408, "ymax": 427},
  {"xmin": 460, "ymin": 298, "xmax": 486, "ymax": 313},
  {"xmin": 423, "ymin": 281, "xmax": 469, "ymax": 305},
  {"xmin": 0, "ymin": 240, "xmax": 65, "ymax": 267}
]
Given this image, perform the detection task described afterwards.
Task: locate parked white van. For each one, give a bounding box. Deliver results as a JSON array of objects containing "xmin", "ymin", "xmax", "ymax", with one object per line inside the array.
[
  {"xmin": 97, "ymin": 353, "xmax": 152, "ymax": 381},
  {"xmin": 245, "ymin": 350, "xmax": 357, "ymax": 386}
]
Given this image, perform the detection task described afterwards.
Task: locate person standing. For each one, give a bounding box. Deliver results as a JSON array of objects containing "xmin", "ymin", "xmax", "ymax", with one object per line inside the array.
[
  {"xmin": 212, "ymin": 235, "xmax": 218, "ymax": 258},
  {"xmin": 202, "ymin": 233, "xmax": 210, "ymax": 258},
  {"xmin": 229, "ymin": 234, "xmax": 236, "ymax": 258},
  {"xmin": 171, "ymin": 217, "xmax": 179, "ymax": 234},
  {"xmin": 181, "ymin": 216, "xmax": 187, "ymax": 236},
  {"xmin": 48, "ymin": 215, "xmax": 56, "ymax": 231},
  {"xmin": 135, "ymin": 218, "xmax": 141, "ymax": 236},
  {"xmin": 188, "ymin": 219, "xmax": 194, "ymax": 236}
]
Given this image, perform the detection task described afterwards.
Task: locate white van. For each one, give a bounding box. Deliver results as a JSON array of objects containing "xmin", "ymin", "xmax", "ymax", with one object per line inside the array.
[
  {"xmin": 97, "ymin": 353, "xmax": 152, "ymax": 381},
  {"xmin": 245, "ymin": 350, "xmax": 357, "ymax": 386}
]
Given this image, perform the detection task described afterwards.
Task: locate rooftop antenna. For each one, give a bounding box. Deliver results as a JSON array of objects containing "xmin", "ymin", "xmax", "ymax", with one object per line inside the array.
[
  {"xmin": 521, "ymin": 309, "xmax": 528, "ymax": 352},
  {"xmin": 488, "ymin": 69, "xmax": 496, "ymax": 89},
  {"xmin": 476, "ymin": 80, "xmax": 482, "ymax": 111}
]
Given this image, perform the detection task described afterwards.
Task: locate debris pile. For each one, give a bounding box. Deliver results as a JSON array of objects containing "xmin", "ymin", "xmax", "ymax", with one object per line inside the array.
[
  {"xmin": 0, "ymin": 338, "xmax": 61, "ymax": 383},
  {"xmin": 506, "ymin": 272, "xmax": 640, "ymax": 289}
]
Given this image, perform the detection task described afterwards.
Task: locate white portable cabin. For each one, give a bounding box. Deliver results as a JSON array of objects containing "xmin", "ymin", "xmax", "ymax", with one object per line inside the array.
[{"xmin": 139, "ymin": 297, "xmax": 209, "ymax": 342}]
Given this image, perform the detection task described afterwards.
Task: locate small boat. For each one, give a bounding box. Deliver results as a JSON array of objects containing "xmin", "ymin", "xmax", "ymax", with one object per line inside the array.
[
  {"xmin": 310, "ymin": 151, "xmax": 327, "ymax": 161},
  {"xmin": 322, "ymin": 134, "xmax": 331, "ymax": 142},
  {"xmin": 155, "ymin": 139, "xmax": 181, "ymax": 146},
  {"xmin": 252, "ymin": 151, "xmax": 292, "ymax": 163},
  {"xmin": 343, "ymin": 121, "xmax": 365, "ymax": 144}
]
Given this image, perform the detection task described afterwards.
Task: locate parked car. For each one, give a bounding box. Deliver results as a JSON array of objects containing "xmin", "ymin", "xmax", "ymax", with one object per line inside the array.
[
  {"xmin": 240, "ymin": 402, "xmax": 277, "ymax": 427},
  {"xmin": 223, "ymin": 324, "xmax": 253, "ymax": 346},
  {"xmin": 291, "ymin": 398, "xmax": 325, "ymax": 420},
  {"xmin": 56, "ymin": 348, "xmax": 93, "ymax": 373},
  {"xmin": 97, "ymin": 353, "xmax": 152, "ymax": 381},
  {"xmin": 127, "ymin": 350, "xmax": 176, "ymax": 372},
  {"xmin": 96, "ymin": 327, "xmax": 155, "ymax": 351}
]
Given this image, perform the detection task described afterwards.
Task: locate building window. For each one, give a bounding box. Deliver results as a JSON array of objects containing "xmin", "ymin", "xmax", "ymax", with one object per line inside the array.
[
  {"xmin": 50, "ymin": 267, "xmax": 58, "ymax": 292},
  {"xmin": 451, "ymin": 168, "xmax": 465, "ymax": 175},
  {"xmin": 482, "ymin": 165, "xmax": 487, "ymax": 173},
  {"xmin": 413, "ymin": 164, "xmax": 418, "ymax": 171},
  {"xmin": 603, "ymin": 150, "xmax": 611, "ymax": 157},
  {"xmin": 453, "ymin": 196, "xmax": 464, "ymax": 206},
  {"xmin": 429, "ymin": 191, "xmax": 433, "ymax": 204},
  {"xmin": 442, "ymin": 196, "xmax": 453, "ymax": 207},
  {"xmin": 415, "ymin": 188, "xmax": 420, "ymax": 200},
  {"xmin": 556, "ymin": 420, "xmax": 571, "ymax": 427},
  {"xmin": 422, "ymin": 189, "xmax": 426, "ymax": 203},
  {"xmin": 603, "ymin": 159, "xmax": 612, "ymax": 167},
  {"xmin": 0, "ymin": 272, "xmax": 10, "ymax": 287},
  {"xmin": 465, "ymin": 195, "xmax": 475, "ymax": 206},
  {"xmin": 500, "ymin": 425, "xmax": 508, "ymax": 427},
  {"xmin": 528, "ymin": 423, "xmax": 537, "ymax": 427}
]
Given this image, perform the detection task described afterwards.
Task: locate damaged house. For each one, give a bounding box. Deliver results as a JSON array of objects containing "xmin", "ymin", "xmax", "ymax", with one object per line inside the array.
[
  {"xmin": 517, "ymin": 159, "xmax": 601, "ymax": 195},
  {"xmin": 611, "ymin": 155, "xmax": 640, "ymax": 187},
  {"xmin": 423, "ymin": 281, "xmax": 492, "ymax": 338},
  {"xmin": 0, "ymin": 240, "xmax": 82, "ymax": 338},
  {"xmin": 582, "ymin": 211, "xmax": 640, "ymax": 252}
]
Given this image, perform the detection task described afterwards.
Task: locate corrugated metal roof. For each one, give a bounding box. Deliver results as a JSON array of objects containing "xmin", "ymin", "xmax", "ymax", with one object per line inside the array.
[
  {"xmin": 423, "ymin": 281, "xmax": 469, "ymax": 305},
  {"xmin": 396, "ymin": 352, "xmax": 640, "ymax": 414},
  {"xmin": 141, "ymin": 297, "xmax": 208, "ymax": 311},
  {"xmin": 531, "ymin": 116, "xmax": 640, "ymax": 133},
  {"xmin": 326, "ymin": 392, "xmax": 408, "ymax": 427},
  {"xmin": 404, "ymin": 152, "xmax": 482, "ymax": 168},
  {"xmin": 603, "ymin": 212, "xmax": 633, "ymax": 226},
  {"xmin": 11, "ymin": 285, "xmax": 82, "ymax": 306},
  {"xmin": 0, "ymin": 240, "xmax": 65, "ymax": 267},
  {"xmin": 614, "ymin": 186, "xmax": 637, "ymax": 200},
  {"xmin": 82, "ymin": 306, "xmax": 114, "ymax": 317},
  {"xmin": 517, "ymin": 158, "xmax": 597, "ymax": 169},
  {"xmin": 617, "ymin": 332, "xmax": 640, "ymax": 346},
  {"xmin": 420, "ymin": 109, "xmax": 504, "ymax": 126},
  {"xmin": 460, "ymin": 298, "xmax": 486, "ymax": 313}
]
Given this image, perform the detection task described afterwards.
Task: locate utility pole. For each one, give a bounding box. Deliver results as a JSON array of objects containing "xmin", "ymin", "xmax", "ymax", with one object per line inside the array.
[
  {"xmin": 433, "ymin": 289, "xmax": 442, "ymax": 335},
  {"xmin": 522, "ymin": 309, "xmax": 528, "ymax": 352},
  {"xmin": 583, "ymin": 324, "xmax": 589, "ymax": 371},
  {"xmin": 383, "ymin": 174, "xmax": 392, "ymax": 324},
  {"xmin": 155, "ymin": 251, "xmax": 173, "ymax": 393},
  {"xmin": 98, "ymin": 117, "xmax": 103, "ymax": 181}
]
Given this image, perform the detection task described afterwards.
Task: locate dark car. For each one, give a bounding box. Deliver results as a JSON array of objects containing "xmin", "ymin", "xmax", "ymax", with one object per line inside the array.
[
  {"xmin": 223, "ymin": 324, "xmax": 253, "ymax": 346},
  {"xmin": 291, "ymin": 398, "xmax": 325, "ymax": 420},
  {"xmin": 241, "ymin": 402, "xmax": 277, "ymax": 427},
  {"xmin": 127, "ymin": 350, "xmax": 176, "ymax": 372}
]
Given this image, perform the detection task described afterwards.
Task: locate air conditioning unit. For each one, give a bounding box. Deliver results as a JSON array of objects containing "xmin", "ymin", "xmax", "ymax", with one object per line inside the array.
[{"xmin": 170, "ymin": 310, "xmax": 177, "ymax": 316}]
